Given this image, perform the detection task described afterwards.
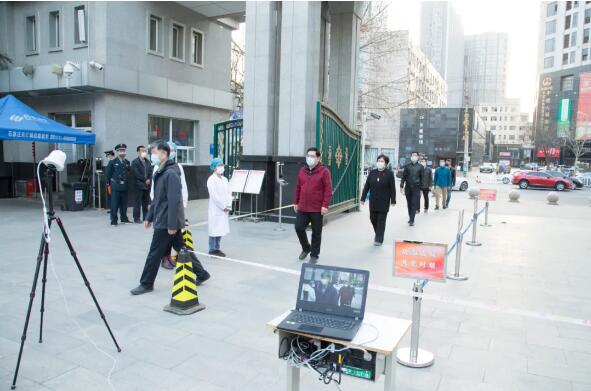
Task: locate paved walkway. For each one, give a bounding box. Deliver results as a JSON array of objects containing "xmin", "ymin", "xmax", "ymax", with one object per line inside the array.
[{"xmin": 0, "ymin": 182, "xmax": 590, "ymax": 391}]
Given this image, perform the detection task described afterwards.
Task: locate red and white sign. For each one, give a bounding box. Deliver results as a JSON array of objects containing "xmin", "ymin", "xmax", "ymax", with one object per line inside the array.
[
  {"xmin": 479, "ymin": 188, "xmax": 497, "ymax": 201},
  {"xmin": 498, "ymin": 151, "xmax": 512, "ymax": 157},
  {"xmin": 393, "ymin": 241, "xmax": 447, "ymax": 282},
  {"xmin": 536, "ymin": 147, "xmax": 560, "ymax": 159}
]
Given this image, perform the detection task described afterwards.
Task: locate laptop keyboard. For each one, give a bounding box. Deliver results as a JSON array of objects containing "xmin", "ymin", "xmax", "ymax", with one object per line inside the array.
[{"xmin": 291, "ymin": 313, "xmax": 355, "ymax": 330}]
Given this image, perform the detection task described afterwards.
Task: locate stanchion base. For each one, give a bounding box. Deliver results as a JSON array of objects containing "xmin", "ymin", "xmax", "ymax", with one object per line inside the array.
[
  {"xmin": 396, "ymin": 347, "xmax": 434, "ymax": 368},
  {"xmin": 465, "ymin": 241, "xmax": 482, "ymax": 246},
  {"xmin": 447, "ymin": 274, "xmax": 469, "ymax": 281},
  {"xmin": 480, "ymin": 223, "xmax": 492, "ymax": 227}
]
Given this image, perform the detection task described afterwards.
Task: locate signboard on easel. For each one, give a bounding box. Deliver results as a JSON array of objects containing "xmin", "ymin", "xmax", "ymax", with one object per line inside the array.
[
  {"xmin": 229, "ymin": 169, "xmax": 249, "ymax": 193},
  {"xmin": 243, "ymin": 170, "xmax": 265, "ymax": 194},
  {"xmin": 393, "ymin": 241, "xmax": 447, "ymax": 282}
]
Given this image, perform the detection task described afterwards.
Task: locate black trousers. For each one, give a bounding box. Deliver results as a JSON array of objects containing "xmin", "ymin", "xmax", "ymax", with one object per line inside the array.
[
  {"xmin": 405, "ymin": 187, "xmax": 420, "ymax": 223},
  {"xmin": 139, "ymin": 229, "xmax": 209, "ymax": 287},
  {"xmin": 110, "ymin": 189, "xmax": 128, "ymax": 224},
  {"xmin": 369, "ymin": 211, "xmax": 388, "ymax": 243},
  {"xmin": 420, "ymin": 188, "xmax": 430, "ymax": 211},
  {"xmin": 133, "ymin": 188, "xmax": 150, "ymax": 221},
  {"xmin": 295, "ymin": 211, "xmax": 323, "ymax": 257}
]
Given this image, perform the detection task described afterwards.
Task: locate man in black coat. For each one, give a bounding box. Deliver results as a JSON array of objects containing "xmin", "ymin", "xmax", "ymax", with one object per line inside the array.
[
  {"xmin": 361, "ymin": 154, "xmax": 396, "ymax": 245},
  {"xmin": 400, "ymin": 151, "xmax": 424, "ymax": 226},
  {"xmin": 131, "ymin": 143, "xmax": 209, "ymax": 295},
  {"xmin": 105, "ymin": 144, "xmax": 131, "ymax": 225},
  {"xmin": 418, "ymin": 158, "xmax": 433, "ymax": 214},
  {"xmin": 131, "ymin": 145, "xmax": 153, "ymax": 223}
]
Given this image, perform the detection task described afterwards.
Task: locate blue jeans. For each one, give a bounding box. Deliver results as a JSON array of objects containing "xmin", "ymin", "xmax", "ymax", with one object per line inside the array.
[{"xmin": 208, "ymin": 236, "xmax": 222, "ymax": 252}]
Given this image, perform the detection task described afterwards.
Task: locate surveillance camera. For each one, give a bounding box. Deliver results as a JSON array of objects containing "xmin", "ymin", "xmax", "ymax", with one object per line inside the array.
[
  {"xmin": 89, "ymin": 61, "xmax": 104, "ymax": 71},
  {"xmin": 62, "ymin": 61, "xmax": 80, "ymax": 79}
]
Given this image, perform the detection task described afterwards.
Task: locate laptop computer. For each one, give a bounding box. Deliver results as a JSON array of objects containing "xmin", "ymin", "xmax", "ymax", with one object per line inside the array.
[{"xmin": 278, "ymin": 263, "xmax": 370, "ymax": 341}]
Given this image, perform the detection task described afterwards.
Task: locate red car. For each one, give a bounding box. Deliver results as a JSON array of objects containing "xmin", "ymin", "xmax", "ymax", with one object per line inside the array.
[{"xmin": 512, "ymin": 171, "xmax": 574, "ymax": 191}]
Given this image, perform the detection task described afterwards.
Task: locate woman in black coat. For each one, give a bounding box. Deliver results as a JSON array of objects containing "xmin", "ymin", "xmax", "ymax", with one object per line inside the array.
[{"xmin": 360, "ymin": 154, "xmax": 397, "ymax": 246}]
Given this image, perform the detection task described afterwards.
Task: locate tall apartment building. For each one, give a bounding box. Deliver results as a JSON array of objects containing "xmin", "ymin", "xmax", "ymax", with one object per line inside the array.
[
  {"xmin": 476, "ymin": 99, "xmax": 530, "ymax": 145},
  {"xmin": 419, "ymin": 1, "xmax": 465, "ymax": 107},
  {"xmin": 0, "ymin": 2, "xmax": 239, "ymax": 198},
  {"xmin": 363, "ymin": 30, "xmax": 447, "ymax": 165},
  {"xmin": 464, "ymin": 32, "xmax": 509, "ymax": 106}
]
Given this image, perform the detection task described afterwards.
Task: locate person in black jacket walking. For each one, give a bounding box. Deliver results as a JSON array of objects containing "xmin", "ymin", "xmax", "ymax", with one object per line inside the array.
[
  {"xmin": 130, "ymin": 142, "xmax": 209, "ymax": 295},
  {"xmin": 400, "ymin": 151, "xmax": 424, "ymax": 226},
  {"xmin": 131, "ymin": 145, "xmax": 153, "ymax": 223},
  {"xmin": 105, "ymin": 144, "xmax": 131, "ymax": 225},
  {"xmin": 360, "ymin": 155, "xmax": 396, "ymax": 246},
  {"xmin": 418, "ymin": 158, "xmax": 433, "ymax": 214}
]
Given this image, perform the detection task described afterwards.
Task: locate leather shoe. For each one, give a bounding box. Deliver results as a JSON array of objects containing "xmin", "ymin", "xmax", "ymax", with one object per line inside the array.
[
  {"xmin": 298, "ymin": 251, "xmax": 310, "ymax": 261},
  {"xmin": 130, "ymin": 285, "xmax": 153, "ymax": 295}
]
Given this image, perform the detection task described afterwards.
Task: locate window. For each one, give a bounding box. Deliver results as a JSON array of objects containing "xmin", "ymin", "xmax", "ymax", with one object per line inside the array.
[
  {"xmin": 561, "ymin": 75, "xmax": 575, "ymax": 90},
  {"xmin": 74, "ymin": 5, "xmax": 87, "ymax": 45},
  {"xmin": 170, "ymin": 21, "xmax": 185, "ymax": 61},
  {"xmin": 563, "ymin": 52, "xmax": 569, "ymax": 64},
  {"xmin": 583, "ymin": 48, "xmax": 589, "ymax": 61},
  {"xmin": 509, "ymin": 126, "xmax": 516, "ymax": 130},
  {"xmin": 585, "ymin": 28, "xmax": 590, "ymax": 43},
  {"xmin": 49, "ymin": 112, "xmax": 92, "ymax": 162},
  {"xmin": 545, "ymin": 38, "xmax": 555, "ymax": 53},
  {"xmin": 48, "ymin": 11, "xmax": 61, "ymax": 50},
  {"xmin": 490, "ymin": 125, "xmax": 496, "ymax": 130},
  {"xmin": 586, "ymin": 8, "xmax": 591, "ymax": 23},
  {"xmin": 191, "ymin": 28, "xmax": 204, "ymax": 67},
  {"xmin": 572, "ymin": 31, "xmax": 578, "ymax": 46},
  {"xmin": 570, "ymin": 50, "xmax": 576, "ymax": 63},
  {"xmin": 25, "ymin": 15, "xmax": 38, "ymax": 53},
  {"xmin": 147, "ymin": 14, "xmax": 162, "ymax": 54},
  {"xmin": 509, "ymin": 135, "xmax": 515, "ymax": 140},
  {"xmin": 547, "ymin": 2, "xmax": 558, "ymax": 16},
  {"xmin": 564, "ymin": 34, "xmax": 570, "ymax": 48},
  {"xmin": 491, "ymin": 116, "xmax": 497, "ymax": 121},
  {"xmin": 482, "ymin": 107, "xmax": 488, "ymax": 112},
  {"xmin": 546, "ymin": 20, "xmax": 556, "ymax": 35},
  {"xmin": 148, "ymin": 116, "xmax": 197, "ymax": 164},
  {"xmin": 574, "ymin": 12, "xmax": 579, "ymax": 26},
  {"xmin": 567, "ymin": 1, "xmax": 573, "ymax": 10},
  {"xmin": 566, "ymin": 14, "xmax": 572, "ymax": 29}
]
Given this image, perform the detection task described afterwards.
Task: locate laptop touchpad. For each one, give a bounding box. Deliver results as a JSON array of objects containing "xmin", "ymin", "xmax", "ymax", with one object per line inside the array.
[{"xmin": 298, "ymin": 324, "xmax": 323, "ymax": 333}]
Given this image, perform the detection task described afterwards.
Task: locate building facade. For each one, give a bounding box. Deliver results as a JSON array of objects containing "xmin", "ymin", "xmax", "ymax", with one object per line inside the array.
[
  {"xmin": 399, "ymin": 108, "xmax": 486, "ymax": 168},
  {"xmin": 476, "ymin": 99, "xmax": 530, "ymax": 145},
  {"xmin": 0, "ymin": 1, "xmax": 237, "ymax": 198},
  {"xmin": 364, "ymin": 30, "xmax": 447, "ymax": 166},
  {"xmin": 464, "ymin": 32, "xmax": 508, "ymax": 106},
  {"xmin": 419, "ymin": 1, "xmax": 465, "ymax": 107}
]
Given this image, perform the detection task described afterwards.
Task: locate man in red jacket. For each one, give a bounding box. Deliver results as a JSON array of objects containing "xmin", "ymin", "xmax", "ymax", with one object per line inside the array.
[{"xmin": 294, "ymin": 147, "xmax": 333, "ymax": 263}]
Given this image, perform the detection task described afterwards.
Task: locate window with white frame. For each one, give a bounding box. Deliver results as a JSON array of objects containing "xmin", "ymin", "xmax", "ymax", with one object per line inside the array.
[
  {"xmin": 170, "ymin": 21, "xmax": 185, "ymax": 61},
  {"xmin": 191, "ymin": 28, "xmax": 204, "ymax": 67},
  {"xmin": 25, "ymin": 14, "xmax": 38, "ymax": 54},
  {"xmin": 147, "ymin": 13, "xmax": 162, "ymax": 55},
  {"xmin": 148, "ymin": 115, "xmax": 197, "ymax": 164},
  {"xmin": 49, "ymin": 10, "xmax": 61, "ymax": 50},
  {"xmin": 74, "ymin": 4, "xmax": 88, "ymax": 45},
  {"xmin": 545, "ymin": 38, "xmax": 555, "ymax": 53}
]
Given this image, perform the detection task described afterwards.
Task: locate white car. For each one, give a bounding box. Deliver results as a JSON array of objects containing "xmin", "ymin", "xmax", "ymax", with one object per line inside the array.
[
  {"xmin": 452, "ymin": 177, "xmax": 469, "ymax": 191},
  {"xmin": 499, "ymin": 170, "xmax": 520, "ymax": 184}
]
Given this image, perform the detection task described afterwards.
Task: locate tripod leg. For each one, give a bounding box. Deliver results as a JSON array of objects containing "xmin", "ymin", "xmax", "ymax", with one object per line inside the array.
[
  {"xmin": 38, "ymin": 239, "xmax": 49, "ymax": 343},
  {"xmin": 54, "ymin": 217, "xmax": 122, "ymax": 352},
  {"xmin": 12, "ymin": 237, "xmax": 47, "ymax": 390}
]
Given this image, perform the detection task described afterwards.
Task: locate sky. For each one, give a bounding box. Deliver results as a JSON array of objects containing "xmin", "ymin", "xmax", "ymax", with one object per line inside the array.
[{"xmin": 388, "ymin": 0, "xmax": 539, "ymax": 116}]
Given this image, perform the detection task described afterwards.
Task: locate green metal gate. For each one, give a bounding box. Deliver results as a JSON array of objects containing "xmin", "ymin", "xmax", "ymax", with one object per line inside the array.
[
  {"xmin": 213, "ymin": 119, "xmax": 243, "ymax": 178},
  {"xmin": 315, "ymin": 101, "xmax": 360, "ymax": 209}
]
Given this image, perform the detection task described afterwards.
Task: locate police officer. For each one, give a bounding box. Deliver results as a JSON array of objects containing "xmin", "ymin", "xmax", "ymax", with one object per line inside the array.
[
  {"xmin": 400, "ymin": 151, "xmax": 424, "ymax": 226},
  {"xmin": 103, "ymin": 150, "xmax": 115, "ymax": 213},
  {"xmin": 105, "ymin": 144, "xmax": 131, "ymax": 226}
]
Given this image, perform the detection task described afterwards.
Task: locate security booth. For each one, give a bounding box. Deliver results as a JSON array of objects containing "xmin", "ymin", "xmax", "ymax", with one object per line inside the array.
[{"xmin": 0, "ymin": 95, "xmax": 96, "ymax": 209}]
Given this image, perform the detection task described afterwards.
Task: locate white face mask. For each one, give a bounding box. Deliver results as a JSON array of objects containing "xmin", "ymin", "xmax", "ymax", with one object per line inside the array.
[
  {"xmin": 440, "ymin": 162, "xmax": 445, "ymax": 167},
  {"xmin": 140, "ymin": 152, "xmax": 147, "ymax": 158},
  {"xmin": 410, "ymin": 155, "xmax": 418, "ymax": 163},
  {"xmin": 376, "ymin": 161, "xmax": 385, "ymax": 170},
  {"xmin": 215, "ymin": 166, "xmax": 225, "ymax": 175},
  {"xmin": 420, "ymin": 162, "xmax": 426, "ymax": 167},
  {"xmin": 321, "ymin": 278, "xmax": 329, "ymax": 285},
  {"xmin": 306, "ymin": 156, "xmax": 317, "ymax": 167},
  {"xmin": 150, "ymin": 153, "xmax": 161, "ymax": 166}
]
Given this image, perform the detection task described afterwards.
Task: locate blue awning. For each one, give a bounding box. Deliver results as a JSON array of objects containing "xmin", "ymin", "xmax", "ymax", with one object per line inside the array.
[{"xmin": 0, "ymin": 95, "xmax": 95, "ymax": 145}]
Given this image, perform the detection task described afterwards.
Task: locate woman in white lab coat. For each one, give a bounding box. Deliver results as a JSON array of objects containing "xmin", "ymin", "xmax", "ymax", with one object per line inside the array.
[{"xmin": 207, "ymin": 158, "xmax": 232, "ymax": 257}]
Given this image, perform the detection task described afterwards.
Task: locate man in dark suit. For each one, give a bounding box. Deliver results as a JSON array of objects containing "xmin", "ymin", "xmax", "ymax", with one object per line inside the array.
[
  {"xmin": 314, "ymin": 272, "xmax": 339, "ymax": 306},
  {"xmin": 400, "ymin": 151, "xmax": 424, "ymax": 226},
  {"xmin": 105, "ymin": 143, "xmax": 131, "ymax": 226},
  {"xmin": 131, "ymin": 145, "xmax": 153, "ymax": 223}
]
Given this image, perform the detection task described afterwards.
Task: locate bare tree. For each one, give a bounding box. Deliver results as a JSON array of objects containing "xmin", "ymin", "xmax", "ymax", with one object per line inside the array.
[
  {"xmin": 0, "ymin": 52, "xmax": 12, "ymax": 70},
  {"xmin": 562, "ymin": 133, "xmax": 587, "ymax": 169},
  {"xmin": 230, "ymin": 37, "xmax": 245, "ymax": 111}
]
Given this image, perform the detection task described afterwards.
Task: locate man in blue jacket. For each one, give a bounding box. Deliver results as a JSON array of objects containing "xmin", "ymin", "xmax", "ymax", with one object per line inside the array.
[{"xmin": 433, "ymin": 159, "xmax": 452, "ymax": 210}]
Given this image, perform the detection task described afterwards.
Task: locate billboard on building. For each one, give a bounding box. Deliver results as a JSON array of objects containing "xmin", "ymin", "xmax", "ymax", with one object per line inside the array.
[
  {"xmin": 576, "ymin": 72, "xmax": 591, "ymax": 140},
  {"xmin": 537, "ymin": 146, "xmax": 560, "ymax": 159},
  {"xmin": 557, "ymin": 98, "xmax": 570, "ymax": 138}
]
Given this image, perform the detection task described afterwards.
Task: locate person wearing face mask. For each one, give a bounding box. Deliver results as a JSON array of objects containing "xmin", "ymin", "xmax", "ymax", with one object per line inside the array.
[
  {"xmin": 400, "ymin": 151, "xmax": 424, "ymax": 226},
  {"xmin": 433, "ymin": 159, "xmax": 452, "ymax": 210},
  {"xmin": 314, "ymin": 272, "xmax": 339, "ymax": 306},
  {"xmin": 105, "ymin": 143, "xmax": 131, "ymax": 226},
  {"xmin": 103, "ymin": 150, "xmax": 115, "ymax": 213},
  {"xmin": 360, "ymin": 154, "xmax": 396, "ymax": 246},
  {"xmin": 207, "ymin": 158, "xmax": 232, "ymax": 257},
  {"xmin": 131, "ymin": 145, "xmax": 153, "ymax": 223},
  {"xmin": 294, "ymin": 147, "xmax": 333, "ymax": 263},
  {"xmin": 418, "ymin": 159, "xmax": 433, "ymax": 214}
]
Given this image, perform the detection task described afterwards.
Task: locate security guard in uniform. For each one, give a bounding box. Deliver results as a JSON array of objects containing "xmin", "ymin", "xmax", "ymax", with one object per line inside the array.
[
  {"xmin": 106, "ymin": 144, "xmax": 131, "ymax": 225},
  {"xmin": 400, "ymin": 151, "xmax": 424, "ymax": 227}
]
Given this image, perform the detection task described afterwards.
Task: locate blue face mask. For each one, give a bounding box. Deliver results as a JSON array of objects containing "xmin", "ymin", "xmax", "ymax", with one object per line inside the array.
[
  {"xmin": 169, "ymin": 151, "xmax": 176, "ymax": 161},
  {"xmin": 150, "ymin": 153, "xmax": 161, "ymax": 166}
]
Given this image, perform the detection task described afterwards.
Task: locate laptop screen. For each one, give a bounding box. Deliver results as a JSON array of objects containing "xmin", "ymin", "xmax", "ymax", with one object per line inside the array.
[{"xmin": 296, "ymin": 264, "xmax": 369, "ymax": 319}]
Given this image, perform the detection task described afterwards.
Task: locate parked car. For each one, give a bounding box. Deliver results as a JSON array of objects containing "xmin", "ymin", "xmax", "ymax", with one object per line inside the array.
[
  {"xmin": 547, "ymin": 171, "xmax": 584, "ymax": 189},
  {"xmin": 480, "ymin": 162, "xmax": 495, "ymax": 173},
  {"xmin": 576, "ymin": 172, "xmax": 591, "ymax": 187},
  {"xmin": 500, "ymin": 170, "xmax": 520, "ymax": 184},
  {"xmin": 512, "ymin": 171, "xmax": 575, "ymax": 191},
  {"xmin": 452, "ymin": 177, "xmax": 469, "ymax": 191}
]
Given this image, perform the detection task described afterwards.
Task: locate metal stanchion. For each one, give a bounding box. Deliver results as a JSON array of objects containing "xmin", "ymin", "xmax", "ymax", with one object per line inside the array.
[
  {"xmin": 396, "ymin": 280, "xmax": 434, "ymax": 368},
  {"xmin": 466, "ymin": 196, "xmax": 481, "ymax": 246},
  {"xmin": 275, "ymin": 162, "xmax": 287, "ymax": 231},
  {"xmin": 480, "ymin": 201, "xmax": 492, "ymax": 227},
  {"xmin": 447, "ymin": 210, "xmax": 468, "ymax": 281}
]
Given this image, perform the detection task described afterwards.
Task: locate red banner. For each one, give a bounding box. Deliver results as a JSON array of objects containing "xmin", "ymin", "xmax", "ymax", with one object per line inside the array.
[
  {"xmin": 576, "ymin": 72, "xmax": 591, "ymax": 140},
  {"xmin": 536, "ymin": 147, "xmax": 560, "ymax": 158},
  {"xmin": 393, "ymin": 241, "xmax": 447, "ymax": 282},
  {"xmin": 479, "ymin": 189, "xmax": 497, "ymax": 201}
]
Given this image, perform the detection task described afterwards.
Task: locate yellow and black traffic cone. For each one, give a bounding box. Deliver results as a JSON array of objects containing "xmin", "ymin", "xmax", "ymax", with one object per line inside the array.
[
  {"xmin": 182, "ymin": 227, "xmax": 194, "ymax": 251},
  {"xmin": 163, "ymin": 248, "xmax": 206, "ymax": 315}
]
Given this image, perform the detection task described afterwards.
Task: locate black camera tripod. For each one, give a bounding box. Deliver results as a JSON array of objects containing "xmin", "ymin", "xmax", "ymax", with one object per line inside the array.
[{"xmin": 11, "ymin": 168, "xmax": 121, "ymax": 389}]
